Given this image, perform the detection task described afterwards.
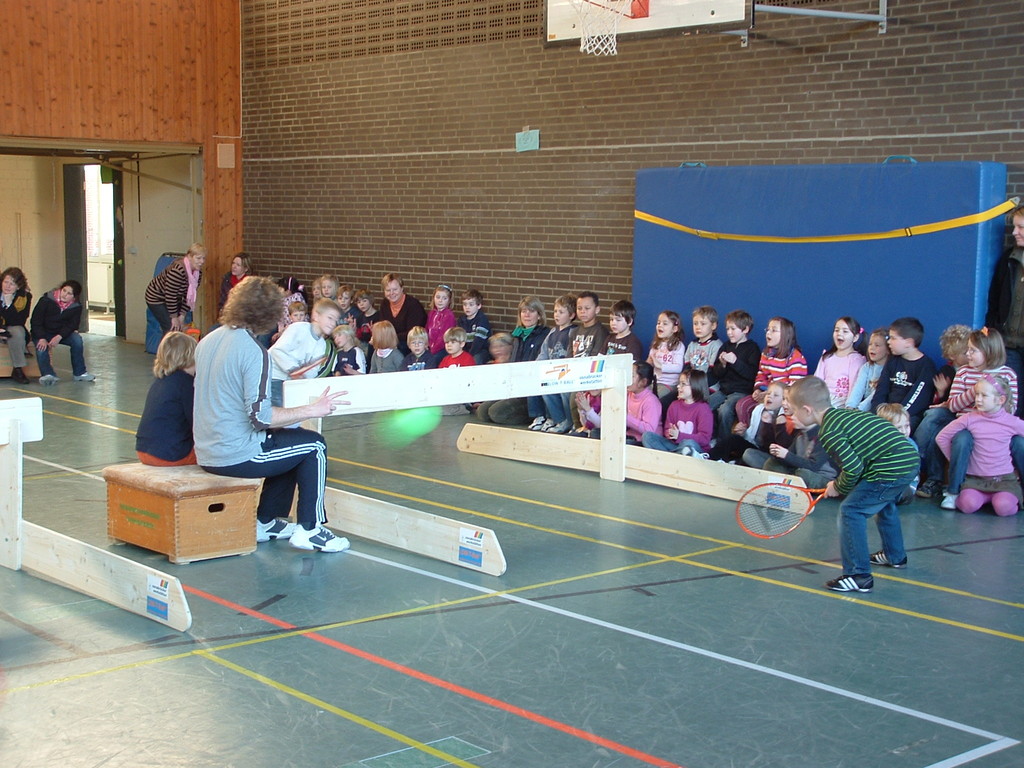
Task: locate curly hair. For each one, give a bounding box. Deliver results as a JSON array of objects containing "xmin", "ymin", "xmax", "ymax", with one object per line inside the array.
[
  {"xmin": 220, "ymin": 276, "xmax": 284, "ymax": 332},
  {"xmin": 0, "ymin": 267, "xmax": 28, "ymax": 293}
]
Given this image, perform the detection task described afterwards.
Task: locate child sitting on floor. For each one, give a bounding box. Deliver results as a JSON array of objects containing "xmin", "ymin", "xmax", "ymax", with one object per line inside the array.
[
  {"xmin": 332, "ymin": 323, "xmax": 367, "ymax": 375},
  {"xmin": 936, "ymin": 374, "xmax": 1024, "ymax": 516},
  {"xmin": 641, "ymin": 369, "xmax": 713, "ymax": 457}
]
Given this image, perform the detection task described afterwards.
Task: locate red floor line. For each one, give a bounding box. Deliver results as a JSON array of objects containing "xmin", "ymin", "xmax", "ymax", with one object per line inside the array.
[{"xmin": 185, "ymin": 584, "xmax": 684, "ymax": 768}]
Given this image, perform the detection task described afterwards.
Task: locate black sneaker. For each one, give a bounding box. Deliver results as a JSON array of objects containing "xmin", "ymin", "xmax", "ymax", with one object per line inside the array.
[
  {"xmin": 870, "ymin": 550, "xmax": 907, "ymax": 568},
  {"xmin": 825, "ymin": 574, "xmax": 874, "ymax": 592},
  {"xmin": 915, "ymin": 478, "xmax": 942, "ymax": 499}
]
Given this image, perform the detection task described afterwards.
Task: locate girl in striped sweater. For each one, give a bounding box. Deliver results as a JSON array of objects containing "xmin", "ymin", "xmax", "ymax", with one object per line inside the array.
[{"xmin": 734, "ymin": 316, "xmax": 807, "ymax": 432}]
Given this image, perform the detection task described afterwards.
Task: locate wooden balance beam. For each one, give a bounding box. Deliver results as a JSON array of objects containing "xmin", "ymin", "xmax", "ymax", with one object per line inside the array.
[
  {"xmin": 0, "ymin": 398, "xmax": 192, "ymax": 631},
  {"xmin": 282, "ymin": 355, "xmax": 634, "ymax": 573},
  {"xmin": 456, "ymin": 423, "xmax": 806, "ymax": 501}
]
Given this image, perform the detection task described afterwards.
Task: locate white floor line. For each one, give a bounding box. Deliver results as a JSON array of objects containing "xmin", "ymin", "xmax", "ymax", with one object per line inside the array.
[
  {"xmin": 21, "ymin": 456, "xmax": 1019, "ymax": 766},
  {"xmin": 350, "ymin": 549, "xmax": 1020, "ymax": 767},
  {"xmin": 25, "ymin": 455, "xmax": 108, "ymax": 481}
]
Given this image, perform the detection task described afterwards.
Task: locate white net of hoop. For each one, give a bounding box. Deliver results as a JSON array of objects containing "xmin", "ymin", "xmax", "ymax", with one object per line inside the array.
[{"xmin": 570, "ymin": 0, "xmax": 632, "ymax": 56}]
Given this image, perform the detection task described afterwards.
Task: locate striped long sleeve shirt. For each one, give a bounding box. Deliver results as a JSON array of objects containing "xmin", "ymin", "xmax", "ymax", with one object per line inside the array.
[
  {"xmin": 946, "ymin": 365, "xmax": 1018, "ymax": 414},
  {"xmin": 818, "ymin": 407, "xmax": 920, "ymax": 495},
  {"xmin": 753, "ymin": 349, "xmax": 808, "ymax": 390}
]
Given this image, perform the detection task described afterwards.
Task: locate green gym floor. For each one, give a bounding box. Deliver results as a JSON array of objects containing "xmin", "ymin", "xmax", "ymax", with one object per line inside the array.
[{"xmin": 1, "ymin": 334, "xmax": 1021, "ymax": 768}]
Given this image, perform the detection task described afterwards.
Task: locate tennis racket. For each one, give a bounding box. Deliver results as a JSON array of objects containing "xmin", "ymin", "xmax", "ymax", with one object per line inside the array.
[{"xmin": 735, "ymin": 483, "xmax": 828, "ymax": 539}]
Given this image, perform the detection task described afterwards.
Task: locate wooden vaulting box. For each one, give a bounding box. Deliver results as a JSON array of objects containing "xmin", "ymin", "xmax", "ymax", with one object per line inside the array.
[{"xmin": 103, "ymin": 463, "xmax": 264, "ymax": 564}]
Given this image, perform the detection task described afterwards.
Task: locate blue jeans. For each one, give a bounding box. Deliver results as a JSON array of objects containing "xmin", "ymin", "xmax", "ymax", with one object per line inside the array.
[
  {"xmin": 526, "ymin": 395, "xmax": 545, "ymax": 420},
  {"xmin": 914, "ymin": 407, "xmax": 955, "ymax": 482},
  {"xmin": 710, "ymin": 391, "xmax": 744, "ymax": 442},
  {"xmin": 838, "ymin": 474, "xmax": 915, "ymax": 576},
  {"xmin": 203, "ymin": 427, "xmax": 328, "ymax": 530},
  {"xmin": 946, "ymin": 431, "xmax": 1024, "ymax": 494},
  {"xmin": 36, "ymin": 332, "xmax": 87, "ymax": 377},
  {"xmin": 542, "ymin": 392, "xmax": 569, "ymax": 424},
  {"xmin": 642, "ymin": 431, "xmax": 703, "ymax": 454}
]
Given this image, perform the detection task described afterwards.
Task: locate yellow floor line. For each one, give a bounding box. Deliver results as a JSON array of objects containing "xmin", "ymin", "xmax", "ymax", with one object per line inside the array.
[
  {"xmin": 325, "ymin": 456, "xmax": 1024, "ymax": 614},
  {"xmin": 200, "ymin": 652, "xmax": 484, "ymax": 768}
]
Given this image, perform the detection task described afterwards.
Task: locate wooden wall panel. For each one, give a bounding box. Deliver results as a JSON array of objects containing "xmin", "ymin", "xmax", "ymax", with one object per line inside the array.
[{"xmin": 0, "ymin": 0, "xmax": 243, "ymax": 319}]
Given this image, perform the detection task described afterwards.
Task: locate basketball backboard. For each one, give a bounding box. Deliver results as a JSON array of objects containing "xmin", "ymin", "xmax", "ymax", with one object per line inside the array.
[{"xmin": 545, "ymin": 0, "xmax": 751, "ymax": 45}]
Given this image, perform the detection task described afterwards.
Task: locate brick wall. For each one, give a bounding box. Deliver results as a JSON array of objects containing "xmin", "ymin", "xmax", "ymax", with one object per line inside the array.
[{"xmin": 241, "ymin": 0, "xmax": 1023, "ymax": 330}]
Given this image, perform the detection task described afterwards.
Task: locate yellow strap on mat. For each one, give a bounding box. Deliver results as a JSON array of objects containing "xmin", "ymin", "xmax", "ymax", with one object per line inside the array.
[{"xmin": 634, "ymin": 197, "xmax": 1019, "ymax": 244}]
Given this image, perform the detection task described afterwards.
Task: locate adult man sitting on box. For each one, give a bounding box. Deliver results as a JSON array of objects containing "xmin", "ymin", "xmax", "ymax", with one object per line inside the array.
[{"xmin": 194, "ymin": 276, "xmax": 350, "ymax": 552}]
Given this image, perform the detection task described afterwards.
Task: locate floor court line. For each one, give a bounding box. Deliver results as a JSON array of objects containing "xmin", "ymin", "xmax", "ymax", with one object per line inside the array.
[
  {"xmin": 22, "ymin": 408, "xmax": 1024, "ymax": 610},
  {"xmin": 17, "ymin": 454, "xmax": 1023, "ymax": 641},
  {"xmin": 198, "ymin": 652, "xmax": 487, "ymax": 768},
  {"xmin": 330, "ymin": 478, "xmax": 1024, "ymax": 640},
  {"xmin": 344, "ymin": 549, "xmax": 1019, "ymax": 767},
  {"xmin": 6, "ymin": 546, "xmax": 1018, "ymax": 766},
  {"xmin": 186, "ymin": 585, "xmax": 685, "ymax": 768},
  {"xmin": 328, "ymin": 458, "xmax": 1024, "ymax": 610}
]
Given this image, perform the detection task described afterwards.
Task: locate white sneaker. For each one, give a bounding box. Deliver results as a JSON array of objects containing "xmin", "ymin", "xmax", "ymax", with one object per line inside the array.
[
  {"xmin": 289, "ymin": 525, "xmax": 351, "ymax": 553},
  {"xmin": 528, "ymin": 416, "xmax": 547, "ymax": 431},
  {"xmin": 38, "ymin": 374, "xmax": 59, "ymax": 386},
  {"xmin": 940, "ymin": 493, "xmax": 957, "ymax": 510},
  {"xmin": 543, "ymin": 419, "xmax": 572, "ymax": 434},
  {"xmin": 73, "ymin": 372, "xmax": 96, "ymax": 382},
  {"xmin": 256, "ymin": 518, "xmax": 298, "ymax": 542}
]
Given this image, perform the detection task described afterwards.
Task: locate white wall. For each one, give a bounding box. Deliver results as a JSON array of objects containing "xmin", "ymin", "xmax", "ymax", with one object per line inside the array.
[
  {"xmin": 122, "ymin": 156, "xmax": 200, "ymax": 344},
  {"xmin": 0, "ymin": 156, "xmax": 66, "ymax": 300},
  {"xmin": 0, "ymin": 154, "xmax": 199, "ymax": 344}
]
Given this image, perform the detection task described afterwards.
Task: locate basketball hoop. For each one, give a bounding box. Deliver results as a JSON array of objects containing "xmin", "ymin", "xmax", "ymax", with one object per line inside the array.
[{"xmin": 570, "ymin": 0, "xmax": 633, "ymax": 56}]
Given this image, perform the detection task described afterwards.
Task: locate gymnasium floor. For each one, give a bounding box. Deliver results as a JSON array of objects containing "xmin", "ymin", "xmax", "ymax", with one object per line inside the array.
[{"xmin": 1, "ymin": 334, "xmax": 1021, "ymax": 768}]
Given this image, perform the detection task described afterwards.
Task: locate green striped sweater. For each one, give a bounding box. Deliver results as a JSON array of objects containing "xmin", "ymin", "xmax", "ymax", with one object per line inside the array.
[{"xmin": 819, "ymin": 408, "xmax": 920, "ymax": 495}]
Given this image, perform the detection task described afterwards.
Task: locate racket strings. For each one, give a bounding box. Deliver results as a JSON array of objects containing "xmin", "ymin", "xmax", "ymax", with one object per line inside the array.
[{"xmin": 736, "ymin": 485, "xmax": 813, "ymax": 538}]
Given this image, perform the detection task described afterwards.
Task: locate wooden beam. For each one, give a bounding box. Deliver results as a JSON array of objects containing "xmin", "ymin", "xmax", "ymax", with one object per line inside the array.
[
  {"xmin": 324, "ymin": 487, "xmax": 506, "ymax": 576},
  {"xmin": 0, "ymin": 402, "xmax": 192, "ymax": 632},
  {"xmin": 457, "ymin": 423, "xmax": 805, "ymax": 501},
  {"xmin": 285, "ymin": 355, "xmax": 633, "ymax": 482},
  {"xmin": 21, "ymin": 522, "xmax": 192, "ymax": 632}
]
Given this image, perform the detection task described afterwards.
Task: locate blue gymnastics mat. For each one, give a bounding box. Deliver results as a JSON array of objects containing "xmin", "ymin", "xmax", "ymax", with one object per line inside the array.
[{"xmin": 632, "ymin": 161, "xmax": 1009, "ymax": 362}]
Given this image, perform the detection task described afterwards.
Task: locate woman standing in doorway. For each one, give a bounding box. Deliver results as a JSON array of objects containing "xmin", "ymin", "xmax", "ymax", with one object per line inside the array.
[{"xmin": 144, "ymin": 243, "xmax": 206, "ymax": 338}]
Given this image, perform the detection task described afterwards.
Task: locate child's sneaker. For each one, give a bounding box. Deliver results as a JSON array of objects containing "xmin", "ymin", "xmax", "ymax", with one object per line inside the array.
[
  {"xmin": 825, "ymin": 574, "xmax": 873, "ymax": 592},
  {"xmin": 869, "ymin": 550, "xmax": 907, "ymax": 568},
  {"xmin": 543, "ymin": 419, "xmax": 572, "ymax": 434},
  {"xmin": 940, "ymin": 492, "xmax": 957, "ymax": 510},
  {"xmin": 73, "ymin": 372, "xmax": 96, "ymax": 382},
  {"xmin": 528, "ymin": 416, "xmax": 547, "ymax": 431},
  {"xmin": 916, "ymin": 478, "xmax": 942, "ymax": 499},
  {"xmin": 289, "ymin": 525, "xmax": 351, "ymax": 553},
  {"xmin": 256, "ymin": 518, "xmax": 297, "ymax": 542}
]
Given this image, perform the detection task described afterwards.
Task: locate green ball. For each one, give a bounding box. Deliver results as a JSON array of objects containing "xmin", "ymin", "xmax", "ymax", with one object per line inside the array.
[{"xmin": 377, "ymin": 406, "xmax": 443, "ymax": 447}]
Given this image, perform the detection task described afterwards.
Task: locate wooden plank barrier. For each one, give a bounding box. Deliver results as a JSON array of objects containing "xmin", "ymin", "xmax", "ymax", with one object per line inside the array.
[
  {"xmin": 281, "ymin": 356, "xmax": 633, "ymax": 574},
  {"xmin": 0, "ymin": 398, "xmax": 192, "ymax": 632},
  {"xmin": 324, "ymin": 488, "xmax": 506, "ymax": 576},
  {"xmin": 456, "ymin": 423, "xmax": 806, "ymax": 502}
]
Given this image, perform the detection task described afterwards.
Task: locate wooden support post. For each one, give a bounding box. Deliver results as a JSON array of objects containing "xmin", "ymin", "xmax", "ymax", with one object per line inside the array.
[{"xmin": 0, "ymin": 419, "xmax": 23, "ymax": 570}]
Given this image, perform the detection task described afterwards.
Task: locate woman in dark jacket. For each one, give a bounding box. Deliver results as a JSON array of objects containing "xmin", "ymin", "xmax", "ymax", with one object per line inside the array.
[
  {"xmin": 0, "ymin": 266, "xmax": 32, "ymax": 383},
  {"xmin": 30, "ymin": 280, "xmax": 94, "ymax": 385},
  {"xmin": 476, "ymin": 295, "xmax": 551, "ymax": 425}
]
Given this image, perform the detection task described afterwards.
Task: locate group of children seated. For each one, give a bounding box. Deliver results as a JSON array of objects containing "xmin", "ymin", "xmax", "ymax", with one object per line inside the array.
[{"xmin": 137, "ymin": 271, "xmax": 1024, "ymax": 519}]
